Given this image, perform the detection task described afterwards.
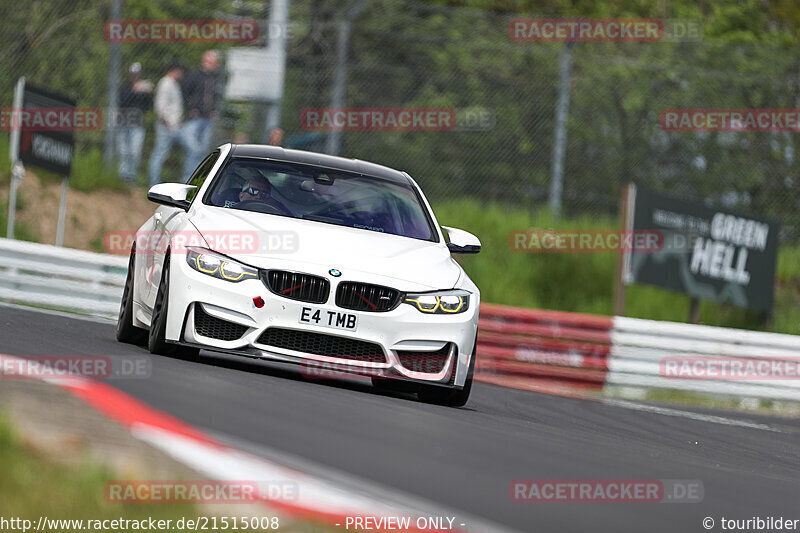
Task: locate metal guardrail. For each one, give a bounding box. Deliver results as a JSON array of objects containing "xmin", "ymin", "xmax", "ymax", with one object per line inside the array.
[
  {"xmin": 475, "ymin": 303, "xmax": 800, "ymax": 402},
  {"xmin": 608, "ymin": 317, "xmax": 800, "ymax": 401},
  {"xmin": 2, "ymin": 238, "xmax": 798, "ymax": 402},
  {"xmin": 0, "ymin": 237, "xmax": 127, "ymax": 319}
]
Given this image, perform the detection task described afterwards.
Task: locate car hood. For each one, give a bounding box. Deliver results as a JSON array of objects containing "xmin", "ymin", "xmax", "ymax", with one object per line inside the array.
[{"xmin": 188, "ymin": 207, "xmax": 461, "ymax": 291}]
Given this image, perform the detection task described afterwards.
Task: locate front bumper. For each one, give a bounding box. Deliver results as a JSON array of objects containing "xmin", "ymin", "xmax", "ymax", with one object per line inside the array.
[{"xmin": 165, "ymin": 256, "xmax": 479, "ymax": 388}]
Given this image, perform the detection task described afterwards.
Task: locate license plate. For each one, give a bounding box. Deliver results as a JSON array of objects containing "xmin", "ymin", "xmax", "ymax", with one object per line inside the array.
[{"xmin": 299, "ymin": 306, "xmax": 358, "ymax": 331}]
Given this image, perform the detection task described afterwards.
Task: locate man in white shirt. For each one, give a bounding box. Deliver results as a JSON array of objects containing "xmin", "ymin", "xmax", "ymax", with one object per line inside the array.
[{"xmin": 147, "ymin": 61, "xmax": 191, "ymax": 187}]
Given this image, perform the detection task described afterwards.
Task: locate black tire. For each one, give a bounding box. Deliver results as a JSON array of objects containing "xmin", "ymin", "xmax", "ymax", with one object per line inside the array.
[
  {"xmin": 116, "ymin": 246, "xmax": 147, "ymax": 345},
  {"xmin": 148, "ymin": 256, "xmax": 200, "ymax": 361},
  {"xmin": 417, "ymin": 337, "xmax": 477, "ymax": 407}
]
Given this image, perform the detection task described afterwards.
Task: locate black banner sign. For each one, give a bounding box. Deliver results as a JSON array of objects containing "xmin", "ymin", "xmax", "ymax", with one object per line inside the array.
[
  {"xmin": 18, "ymin": 84, "xmax": 75, "ymax": 177},
  {"xmin": 630, "ymin": 188, "xmax": 779, "ymax": 312}
]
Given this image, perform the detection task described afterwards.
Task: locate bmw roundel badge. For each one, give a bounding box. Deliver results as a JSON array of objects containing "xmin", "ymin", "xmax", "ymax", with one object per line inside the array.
[{"xmin": 329, "ymin": 268, "xmax": 342, "ymax": 277}]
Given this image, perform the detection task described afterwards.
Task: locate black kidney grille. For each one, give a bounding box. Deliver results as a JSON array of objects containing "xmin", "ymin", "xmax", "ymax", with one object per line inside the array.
[
  {"xmin": 336, "ymin": 282, "xmax": 400, "ymax": 312},
  {"xmin": 264, "ymin": 270, "xmax": 329, "ymax": 304},
  {"xmin": 257, "ymin": 328, "xmax": 385, "ymax": 362},
  {"xmin": 194, "ymin": 305, "xmax": 249, "ymax": 341},
  {"xmin": 397, "ymin": 344, "xmax": 451, "ymax": 374}
]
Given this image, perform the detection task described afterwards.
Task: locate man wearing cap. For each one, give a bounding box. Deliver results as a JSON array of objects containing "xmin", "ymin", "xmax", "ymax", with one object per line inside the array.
[
  {"xmin": 148, "ymin": 61, "xmax": 192, "ymax": 187},
  {"xmin": 116, "ymin": 62, "xmax": 153, "ymax": 183}
]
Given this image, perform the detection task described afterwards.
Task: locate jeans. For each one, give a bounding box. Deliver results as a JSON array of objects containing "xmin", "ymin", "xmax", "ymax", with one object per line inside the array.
[
  {"xmin": 116, "ymin": 126, "xmax": 146, "ymax": 182},
  {"xmin": 182, "ymin": 117, "xmax": 215, "ymax": 179},
  {"xmin": 148, "ymin": 123, "xmax": 192, "ymax": 187}
]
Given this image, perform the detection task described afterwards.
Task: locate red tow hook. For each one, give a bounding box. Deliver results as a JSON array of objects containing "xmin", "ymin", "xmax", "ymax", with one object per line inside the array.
[{"xmin": 253, "ymin": 296, "xmax": 265, "ymax": 308}]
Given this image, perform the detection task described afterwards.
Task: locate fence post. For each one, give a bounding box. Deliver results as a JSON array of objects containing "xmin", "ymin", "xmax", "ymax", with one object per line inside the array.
[
  {"xmin": 614, "ymin": 183, "xmax": 636, "ymax": 316},
  {"xmin": 7, "ymin": 77, "xmax": 25, "ymax": 240},
  {"xmin": 262, "ymin": 0, "xmax": 290, "ymax": 142},
  {"xmin": 103, "ymin": 0, "xmax": 124, "ymax": 165},
  {"xmin": 548, "ymin": 42, "xmax": 573, "ymax": 219},
  {"xmin": 324, "ymin": 0, "xmax": 368, "ymax": 156}
]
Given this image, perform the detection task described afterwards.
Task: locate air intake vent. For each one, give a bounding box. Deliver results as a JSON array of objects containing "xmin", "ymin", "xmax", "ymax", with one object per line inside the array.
[
  {"xmin": 336, "ymin": 282, "xmax": 400, "ymax": 312},
  {"xmin": 397, "ymin": 344, "xmax": 451, "ymax": 374},
  {"xmin": 257, "ymin": 328, "xmax": 385, "ymax": 362},
  {"xmin": 263, "ymin": 270, "xmax": 329, "ymax": 304},
  {"xmin": 194, "ymin": 305, "xmax": 249, "ymax": 341}
]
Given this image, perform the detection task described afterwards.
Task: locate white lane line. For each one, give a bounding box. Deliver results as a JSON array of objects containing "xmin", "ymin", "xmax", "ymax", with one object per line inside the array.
[
  {"xmin": 133, "ymin": 423, "xmax": 520, "ymax": 533},
  {"xmin": 132, "ymin": 423, "xmax": 407, "ymax": 516},
  {"xmin": 0, "ymin": 300, "xmax": 114, "ymax": 324},
  {"xmin": 602, "ymin": 399, "xmax": 782, "ymax": 432}
]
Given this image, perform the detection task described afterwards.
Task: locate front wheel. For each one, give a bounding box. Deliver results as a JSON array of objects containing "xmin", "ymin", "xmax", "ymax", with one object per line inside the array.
[
  {"xmin": 417, "ymin": 337, "xmax": 477, "ymax": 407},
  {"xmin": 148, "ymin": 256, "xmax": 200, "ymax": 361},
  {"xmin": 116, "ymin": 246, "xmax": 147, "ymax": 345}
]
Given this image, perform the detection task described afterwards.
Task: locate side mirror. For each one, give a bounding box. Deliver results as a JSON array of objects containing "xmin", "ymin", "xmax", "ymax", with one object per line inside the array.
[
  {"xmin": 442, "ymin": 225, "xmax": 481, "ymax": 254},
  {"xmin": 147, "ymin": 183, "xmax": 196, "ymax": 211}
]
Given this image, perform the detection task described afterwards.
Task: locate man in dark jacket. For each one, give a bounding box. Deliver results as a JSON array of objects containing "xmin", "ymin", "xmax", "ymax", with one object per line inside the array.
[
  {"xmin": 182, "ymin": 50, "xmax": 221, "ymax": 179},
  {"xmin": 116, "ymin": 62, "xmax": 153, "ymax": 182}
]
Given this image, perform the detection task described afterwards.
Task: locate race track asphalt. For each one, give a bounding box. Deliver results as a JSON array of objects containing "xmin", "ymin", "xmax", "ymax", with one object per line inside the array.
[{"xmin": 2, "ymin": 306, "xmax": 800, "ymax": 533}]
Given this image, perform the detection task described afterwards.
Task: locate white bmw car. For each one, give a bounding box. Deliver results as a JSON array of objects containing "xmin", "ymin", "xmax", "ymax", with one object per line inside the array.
[{"xmin": 116, "ymin": 144, "xmax": 481, "ymax": 406}]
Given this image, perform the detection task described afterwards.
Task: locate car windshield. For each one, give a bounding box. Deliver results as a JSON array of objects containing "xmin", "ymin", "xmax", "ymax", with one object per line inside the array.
[{"xmin": 204, "ymin": 158, "xmax": 435, "ymax": 241}]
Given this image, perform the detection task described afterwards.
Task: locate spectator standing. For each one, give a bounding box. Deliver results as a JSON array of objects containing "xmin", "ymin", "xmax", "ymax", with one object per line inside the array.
[
  {"xmin": 148, "ymin": 61, "xmax": 190, "ymax": 187},
  {"xmin": 116, "ymin": 62, "xmax": 153, "ymax": 183},
  {"xmin": 182, "ymin": 50, "xmax": 221, "ymax": 178}
]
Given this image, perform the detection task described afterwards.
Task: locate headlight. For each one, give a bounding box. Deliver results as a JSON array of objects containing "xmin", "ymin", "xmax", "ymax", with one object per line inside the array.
[
  {"xmin": 185, "ymin": 247, "xmax": 259, "ymax": 282},
  {"xmin": 402, "ymin": 290, "xmax": 470, "ymax": 314}
]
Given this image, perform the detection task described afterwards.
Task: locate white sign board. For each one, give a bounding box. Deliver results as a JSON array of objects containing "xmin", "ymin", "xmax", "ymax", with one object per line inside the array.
[{"xmin": 225, "ymin": 48, "xmax": 285, "ymax": 102}]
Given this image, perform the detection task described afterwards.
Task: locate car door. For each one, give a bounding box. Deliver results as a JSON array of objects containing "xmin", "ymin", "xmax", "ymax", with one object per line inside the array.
[{"xmin": 143, "ymin": 152, "xmax": 221, "ymax": 313}]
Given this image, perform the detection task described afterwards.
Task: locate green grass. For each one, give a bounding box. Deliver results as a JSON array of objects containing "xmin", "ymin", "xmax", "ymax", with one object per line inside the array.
[
  {"xmin": 0, "ymin": 136, "xmax": 9, "ymax": 184},
  {"xmin": 434, "ymin": 199, "xmax": 617, "ymax": 312},
  {"xmin": 0, "ymin": 414, "xmax": 339, "ymax": 531},
  {"xmin": 0, "ymin": 196, "xmax": 39, "ymax": 243},
  {"xmin": 22, "ymin": 146, "xmax": 128, "ymax": 192},
  {"xmin": 604, "ymin": 386, "xmax": 800, "ymax": 414},
  {"xmin": 434, "ymin": 198, "xmax": 800, "ymax": 334},
  {"xmin": 69, "ymin": 147, "xmax": 128, "ymax": 191},
  {"xmin": 0, "ymin": 415, "xmax": 193, "ymax": 518}
]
